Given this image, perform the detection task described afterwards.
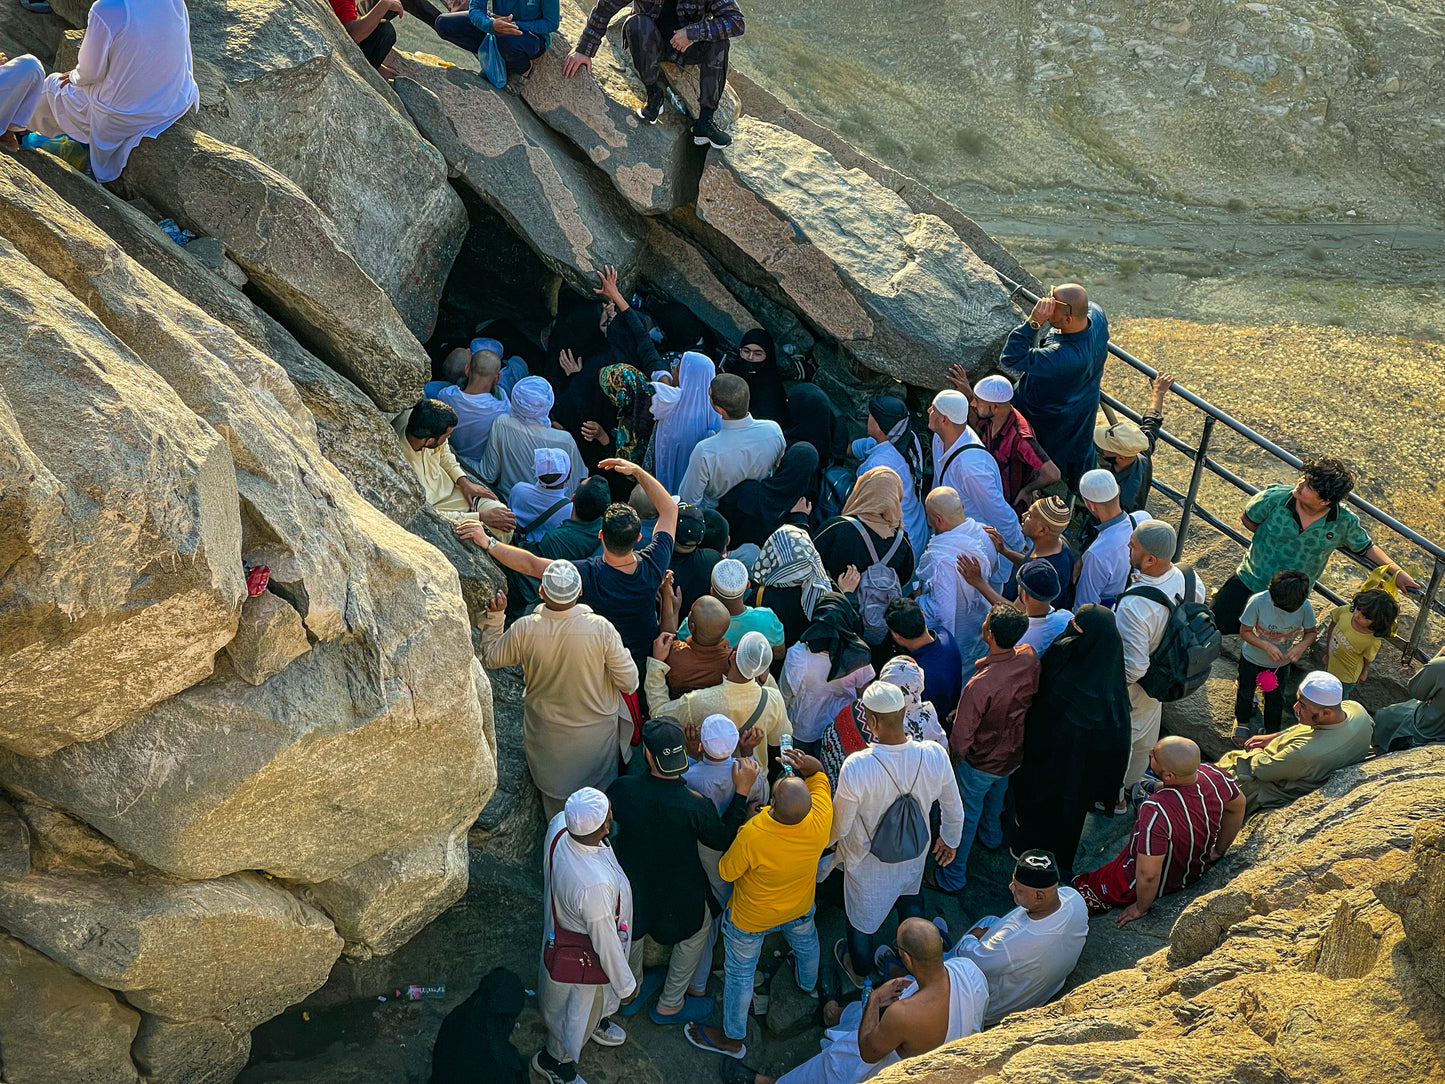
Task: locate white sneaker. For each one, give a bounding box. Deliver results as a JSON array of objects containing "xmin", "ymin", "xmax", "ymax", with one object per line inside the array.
[
  {"xmin": 530, "ymin": 1051, "xmax": 585, "ymax": 1084},
  {"xmin": 589, "ymin": 1017, "xmax": 627, "ymax": 1047}
]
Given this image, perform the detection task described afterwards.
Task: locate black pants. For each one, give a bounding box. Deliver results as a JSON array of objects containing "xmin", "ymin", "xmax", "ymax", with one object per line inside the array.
[
  {"xmin": 1234, "ymin": 657, "xmax": 1286, "ymax": 731},
  {"xmin": 622, "ymin": 14, "xmax": 728, "ymax": 111},
  {"xmin": 1211, "ymin": 573, "xmax": 1253, "ymax": 636},
  {"xmin": 358, "ymin": 18, "xmax": 397, "ymax": 70}
]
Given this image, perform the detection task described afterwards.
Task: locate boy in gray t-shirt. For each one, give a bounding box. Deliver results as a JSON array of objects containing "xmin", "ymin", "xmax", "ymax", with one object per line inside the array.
[{"xmin": 1234, "ymin": 569, "xmax": 1317, "ymax": 743}]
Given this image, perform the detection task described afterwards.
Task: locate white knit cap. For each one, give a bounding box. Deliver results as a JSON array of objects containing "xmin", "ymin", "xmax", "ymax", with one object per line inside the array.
[
  {"xmin": 533, "ymin": 446, "xmax": 570, "ymax": 480},
  {"xmin": 1298, "ymin": 670, "xmax": 1344, "ymax": 707},
  {"xmin": 1078, "ymin": 468, "xmax": 1120, "ymax": 503},
  {"xmin": 860, "ymin": 681, "xmax": 906, "ymax": 713},
  {"xmin": 734, "ymin": 631, "xmax": 772, "ymax": 680},
  {"xmin": 973, "ymin": 375, "xmax": 1014, "ymax": 404},
  {"xmin": 541, "ymin": 559, "xmax": 582, "ymax": 604},
  {"xmin": 931, "ymin": 390, "xmax": 970, "ymax": 424},
  {"xmin": 701, "ymin": 714, "xmax": 738, "ymax": 759},
  {"xmin": 564, "ymin": 787, "xmax": 609, "ymax": 835},
  {"xmin": 711, "ymin": 558, "xmax": 749, "ymax": 599}
]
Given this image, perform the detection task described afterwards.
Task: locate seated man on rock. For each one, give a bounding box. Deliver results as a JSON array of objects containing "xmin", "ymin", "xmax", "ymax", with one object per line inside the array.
[
  {"xmin": 1073, "ymin": 737, "xmax": 1244, "ymax": 926},
  {"xmin": 402, "ymin": 0, "xmax": 559, "ymax": 79},
  {"xmin": 561, "ymin": 0, "xmax": 743, "ymax": 149},
  {"xmin": 29, "ymin": 0, "xmax": 199, "ymax": 182},
  {"xmin": 721, "ymin": 919, "xmax": 986, "ymax": 1084},
  {"xmin": 0, "ymin": 51, "xmax": 43, "ymax": 150},
  {"xmin": 1215, "ymin": 670, "xmax": 1374, "ymax": 816},
  {"xmin": 393, "ymin": 397, "xmax": 516, "ymax": 540},
  {"xmin": 329, "ymin": 0, "xmax": 403, "ymax": 77}
]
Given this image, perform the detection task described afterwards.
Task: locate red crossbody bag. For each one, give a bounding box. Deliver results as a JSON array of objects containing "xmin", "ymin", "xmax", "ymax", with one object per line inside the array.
[{"xmin": 542, "ymin": 831, "xmax": 618, "ymax": 985}]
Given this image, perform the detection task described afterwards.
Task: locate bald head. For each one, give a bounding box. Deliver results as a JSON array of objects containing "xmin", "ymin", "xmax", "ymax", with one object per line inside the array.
[
  {"xmin": 769, "ymin": 776, "xmax": 813, "ymax": 825},
  {"xmin": 925, "ymin": 487, "xmax": 965, "ymax": 530},
  {"xmin": 896, "ymin": 916, "xmax": 944, "ymax": 970},
  {"xmin": 688, "ymin": 596, "xmax": 732, "ymax": 647},
  {"xmin": 469, "ymin": 349, "xmax": 502, "ymax": 379},
  {"xmin": 441, "ymin": 346, "xmax": 471, "ymax": 384},
  {"xmin": 1152, "ymin": 736, "xmax": 1201, "ymax": 783},
  {"xmin": 1051, "ymin": 283, "xmax": 1090, "ymax": 332}
]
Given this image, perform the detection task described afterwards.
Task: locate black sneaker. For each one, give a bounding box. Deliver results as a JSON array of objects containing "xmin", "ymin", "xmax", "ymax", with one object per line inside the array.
[
  {"xmin": 635, "ymin": 84, "xmax": 665, "ymax": 124},
  {"xmin": 693, "ymin": 115, "xmax": 732, "ymax": 148}
]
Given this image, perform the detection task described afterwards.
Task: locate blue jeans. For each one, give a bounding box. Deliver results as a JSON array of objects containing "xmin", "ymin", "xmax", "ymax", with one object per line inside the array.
[
  {"xmin": 433, "ymin": 13, "xmax": 547, "ymax": 73},
  {"xmin": 844, "ymin": 892, "xmax": 924, "ymax": 979},
  {"xmin": 721, "ymin": 906, "xmax": 819, "ymax": 1041},
  {"xmin": 934, "ymin": 761, "xmax": 1009, "ymax": 893}
]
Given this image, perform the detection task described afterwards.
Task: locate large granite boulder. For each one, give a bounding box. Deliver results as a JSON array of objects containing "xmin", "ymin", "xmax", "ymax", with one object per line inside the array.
[
  {"xmin": 874, "ymin": 748, "xmax": 1445, "ymax": 1084},
  {"xmin": 520, "ymin": 0, "xmax": 700, "ymax": 214},
  {"xmin": 395, "ymin": 53, "xmax": 648, "ymax": 294},
  {"xmin": 693, "ymin": 115, "xmax": 1020, "ymax": 386},
  {"xmin": 49, "ymin": 0, "xmax": 467, "ymax": 336},
  {"xmin": 0, "ymin": 931, "xmax": 142, "ymax": 1084},
  {"xmin": 122, "ymin": 130, "xmax": 428, "ymax": 412}
]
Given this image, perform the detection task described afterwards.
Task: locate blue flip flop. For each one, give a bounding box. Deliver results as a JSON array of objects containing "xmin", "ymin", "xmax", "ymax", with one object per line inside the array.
[
  {"xmin": 617, "ymin": 968, "xmax": 665, "ymax": 1017},
  {"xmin": 685, "ymin": 1021, "xmax": 747, "ymax": 1060},
  {"xmin": 650, "ymin": 994, "xmax": 714, "ymax": 1025}
]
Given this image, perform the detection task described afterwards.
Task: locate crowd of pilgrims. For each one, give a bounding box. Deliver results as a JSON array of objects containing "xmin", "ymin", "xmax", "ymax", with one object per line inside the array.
[{"xmin": 401, "ymin": 275, "xmax": 1445, "ymax": 1084}]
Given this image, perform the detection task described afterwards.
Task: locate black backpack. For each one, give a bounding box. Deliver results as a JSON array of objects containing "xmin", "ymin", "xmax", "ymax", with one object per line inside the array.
[{"xmin": 1116, "ymin": 568, "xmax": 1220, "ymax": 702}]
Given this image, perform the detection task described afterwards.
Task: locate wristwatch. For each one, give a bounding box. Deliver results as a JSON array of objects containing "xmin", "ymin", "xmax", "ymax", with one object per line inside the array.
[{"xmin": 1028, "ymin": 319, "xmax": 1042, "ymax": 330}]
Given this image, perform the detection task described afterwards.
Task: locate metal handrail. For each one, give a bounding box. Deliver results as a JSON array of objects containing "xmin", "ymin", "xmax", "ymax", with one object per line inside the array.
[{"xmin": 996, "ymin": 276, "xmax": 1445, "ymax": 662}]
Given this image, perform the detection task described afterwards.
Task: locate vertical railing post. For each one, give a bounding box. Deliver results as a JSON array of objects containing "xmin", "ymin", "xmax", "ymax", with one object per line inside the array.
[
  {"xmin": 1403, "ymin": 557, "xmax": 1444, "ymax": 664},
  {"xmin": 1174, "ymin": 415, "xmax": 1215, "ymax": 562}
]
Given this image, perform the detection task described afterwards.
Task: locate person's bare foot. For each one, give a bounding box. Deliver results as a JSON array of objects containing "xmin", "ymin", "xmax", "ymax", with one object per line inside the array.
[
  {"xmin": 822, "ymin": 999, "xmax": 843, "ymax": 1027},
  {"xmin": 379, "ymin": 63, "xmax": 399, "ymax": 80},
  {"xmin": 688, "ymin": 1022, "xmax": 743, "ymax": 1055},
  {"xmin": 0, "ymin": 132, "xmax": 19, "ymax": 151}
]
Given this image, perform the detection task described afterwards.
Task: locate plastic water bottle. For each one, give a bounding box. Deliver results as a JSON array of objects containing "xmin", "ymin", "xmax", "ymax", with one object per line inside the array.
[
  {"xmin": 779, "ymin": 733, "xmax": 794, "ymax": 773},
  {"xmin": 861, "ymin": 977, "xmax": 873, "ymax": 1004}
]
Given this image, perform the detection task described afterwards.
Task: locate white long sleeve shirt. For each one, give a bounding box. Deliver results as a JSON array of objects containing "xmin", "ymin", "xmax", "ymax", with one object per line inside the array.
[
  {"xmin": 1074, "ymin": 510, "xmax": 1149, "ymax": 610},
  {"xmin": 948, "ymin": 887, "xmax": 1089, "ymax": 1025},
  {"xmin": 1113, "ymin": 564, "xmax": 1204, "ymax": 685},
  {"xmin": 916, "ymin": 520, "xmax": 997, "ymax": 663},
  {"xmin": 830, "ymin": 739, "xmax": 964, "ymax": 934},
  {"xmin": 780, "ymin": 643, "xmax": 876, "ymax": 743},
  {"xmin": 541, "ymin": 814, "xmax": 635, "ymax": 999},
  {"xmin": 932, "ymin": 429, "xmax": 1026, "ymax": 560},
  {"xmin": 679, "ymin": 415, "xmax": 786, "ymax": 510}
]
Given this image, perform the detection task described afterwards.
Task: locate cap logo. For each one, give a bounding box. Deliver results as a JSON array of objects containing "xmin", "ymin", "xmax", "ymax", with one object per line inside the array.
[{"xmin": 1022, "ymin": 854, "xmax": 1052, "ymax": 869}]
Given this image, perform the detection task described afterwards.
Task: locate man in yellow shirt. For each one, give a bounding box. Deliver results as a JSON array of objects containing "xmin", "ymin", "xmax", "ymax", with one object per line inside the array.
[
  {"xmin": 393, "ymin": 397, "xmax": 516, "ymax": 540},
  {"xmin": 686, "ymin": 749, "xmax": 833, "ymax": 1061}
]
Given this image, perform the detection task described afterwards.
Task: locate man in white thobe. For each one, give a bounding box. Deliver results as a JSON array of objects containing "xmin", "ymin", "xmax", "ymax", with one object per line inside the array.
[
  {"xmin": 915, "ymin": 486, "xmax": 997, "ymax": 665},
  {"xmin": 477, "ymin": 560, "xmax": 638, "ymax": 819},
  {"xmin": 831, "ymin": 683, "xmax": 964, "ymax": 983},
  {"xmin": 927, "ymin": 390, "xmax": 1025, "ymax": 587},
  {"xmin": 0, "ymin": 52, "xmax": 43, "ymax": 145},
  {"xmin": 678, "ymin": 373, "xmax": 785, "ymax": 511},
  {"xmin": 946, "ymin": 849, "xmax": 1089, "ymax": 1026},
  {"xmin": 1074, "ymin": 469, "xmax": 1149, "ymax": 610},
  {"xmin": 1112, "ymin": 520, "xmax": 1206, "ymax": 804},
  {"xmin": 773, "ymin": 919, "xmax": 987, "ymax": 1084},
  {"xmin": 30, "ymin": 0, "xmax": 199, "ymax": 182},
  {"xmin": 535, "ymin": 789, "xmax": 636, "ymax": 1084}
]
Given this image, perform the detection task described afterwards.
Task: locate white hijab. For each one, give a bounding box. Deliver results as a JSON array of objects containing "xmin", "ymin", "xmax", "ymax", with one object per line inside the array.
[{"xmin": 650, "ymin": 351, "xmax": 720, "ymax": 493}]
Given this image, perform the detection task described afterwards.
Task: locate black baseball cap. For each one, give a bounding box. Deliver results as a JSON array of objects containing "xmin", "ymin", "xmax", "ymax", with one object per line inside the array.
[
  {"xmin": 1013, "ymin": 849, "xmax": 1060, "ymax": 889},
  {"xmin": 675, "ymin": 505, "xmax": 705, "ymax": 547},
  {"xmin": 643, "ymin": 718, "xmax": 688, "ymax": 776}
]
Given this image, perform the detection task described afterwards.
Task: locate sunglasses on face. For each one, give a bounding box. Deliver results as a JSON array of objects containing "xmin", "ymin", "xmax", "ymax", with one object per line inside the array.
[{"xmin": 1047, "ymin": 288, "xmax": 1074, "ymax": 318}]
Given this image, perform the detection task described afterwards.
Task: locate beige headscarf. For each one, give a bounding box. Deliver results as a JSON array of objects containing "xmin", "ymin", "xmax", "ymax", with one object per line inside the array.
[{"xmin": 842, "ymin": 466, "xmax": 904, "ymax": 537}]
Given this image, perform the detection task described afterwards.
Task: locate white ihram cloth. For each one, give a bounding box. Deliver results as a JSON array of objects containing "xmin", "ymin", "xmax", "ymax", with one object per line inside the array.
[
  {"xmin": 650, "ymin": 351, "xmax": 720, "ymax": 493},
  {"xmin": 916, "ymin": 519, "xmax": 997, "ymax": 664},
  {"xmin": 1114, "ymin": 564, "xmax": 1206, "ymax": 787},
  {"xmin": 777, "ymin": 956, "xmax": 988, "ymax": 1083},
  {"xmin": 931, "ymin": 428, "xmax": 1026, "ymax": 565},
  {"xmin": 0, "ymin": 55, "xmax": 43, "ymax": 132},
  {"xmin": 947, "ymin": 887, "xmax": 1089, "ymax": 1025},
  {"xmin": 537, "ymin": 813, "xmax": 636, "ymax": 1064},
  {"xmin": 30, "ymin": 0, "xmax": 199, "ymax": 183},
  {"xmin": 830, "ymin": 740, "xmax": 964, "ymax": 934}
]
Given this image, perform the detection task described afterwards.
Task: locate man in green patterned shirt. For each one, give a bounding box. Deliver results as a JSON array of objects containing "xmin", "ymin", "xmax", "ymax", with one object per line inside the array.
[{"xmin": 1210, "ymin": 457, "xmax": 1418, "ymax": 634}]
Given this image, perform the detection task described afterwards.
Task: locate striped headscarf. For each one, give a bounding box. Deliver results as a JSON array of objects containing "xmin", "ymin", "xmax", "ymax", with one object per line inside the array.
[{"xmin": 751, "ymin": 524, "xmax": 834, "ymax": 619}]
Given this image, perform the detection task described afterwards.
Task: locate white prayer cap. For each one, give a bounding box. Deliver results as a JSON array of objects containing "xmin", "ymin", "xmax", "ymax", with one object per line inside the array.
[
  {"xmin": 533, "ymin": 446, "xmax": 571, "ymax": 480},
  {"xmin": 1078, "ymin": 468, "xmax": 1120, "ymax": 503},
  {"xmin": 541, "ymin": 559, "xmax": 582, "ymax": 604},
  {"xmin": 564, "ymin": 787, "xmax": 610, "ymax": 835},
  {"xmin": 860, "ymin": 681, "xmax": 906, "ymax": 713},
  {"xmin": 711, "ymin": 559, "xmax": 749, "ymax": 599},
  {"xmin": 931, "ymin": 390, "xmax": 970, "ymax": 425},
  {"xmin": 701, "ymin": 714, "xmax": 738, "ymax": 759},
  {"xmin": 734, "ymin": 631, "xmax": 772, "ymax": 680},
  {"xmin": 1298, "ymin": 670, "xmax": 1344, "ymax": 707},
  {"xmin": 973, "ymin": 375, "xmax": 1015, "ymax": 404}
]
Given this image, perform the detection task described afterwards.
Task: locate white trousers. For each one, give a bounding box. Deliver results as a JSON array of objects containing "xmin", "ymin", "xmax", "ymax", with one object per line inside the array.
[
  {"xmin": 0, "ymin": 55, "xmax": 44, "ymax": 132},
  {"xmin": 1124, "ymin": 682, "xmax": 1163, "ymax": 788}
]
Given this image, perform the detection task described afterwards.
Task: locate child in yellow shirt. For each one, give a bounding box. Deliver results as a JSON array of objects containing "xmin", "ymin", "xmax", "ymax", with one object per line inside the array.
[{"xmin": 1320, "ymin": 589, "xmax": 1398, "ymax": 697}]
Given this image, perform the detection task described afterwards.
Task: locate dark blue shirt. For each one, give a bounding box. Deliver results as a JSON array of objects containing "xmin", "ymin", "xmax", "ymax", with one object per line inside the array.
[
  {"xmin": 908, "ymin": 628, "xmax": 964, "ymax": 724},
  {"xmin": 1001, "ymin": 302, "xmax": 1110, "ymax": 473},
  {"xmin": 1003, "ymin": 546, "xmax": 1077, "ymax": 612},
  {"xmin": 577, "ymin": 531, "xmax": 674, "ymax": 672}
]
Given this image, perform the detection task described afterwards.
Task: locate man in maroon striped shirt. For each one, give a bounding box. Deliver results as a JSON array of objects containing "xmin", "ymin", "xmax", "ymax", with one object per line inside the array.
[{"xmin": 1072, "ymin": 737, "xmax": 1245, "ymax": 927}]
